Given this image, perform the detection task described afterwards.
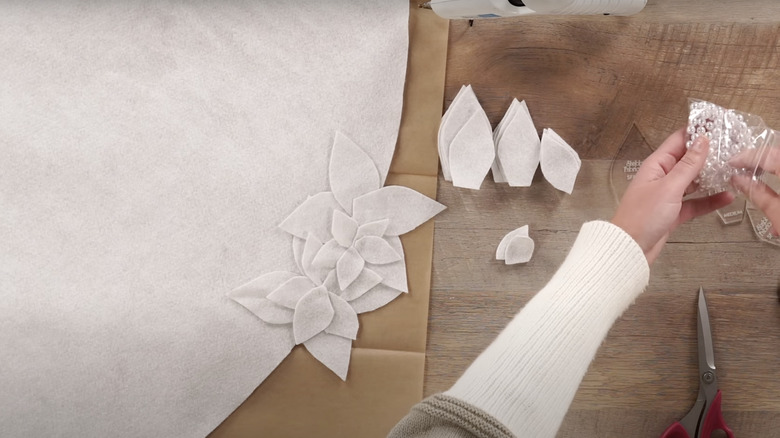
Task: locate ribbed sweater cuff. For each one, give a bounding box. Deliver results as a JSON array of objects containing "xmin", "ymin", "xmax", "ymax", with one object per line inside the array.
[{"xmin": 444, "ymin": 220, "xmax": 649, "ymax": 438}]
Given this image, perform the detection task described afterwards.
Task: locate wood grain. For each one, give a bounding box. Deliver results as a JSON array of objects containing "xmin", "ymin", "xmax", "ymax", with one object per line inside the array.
[{"xmin": 427, "ymin": 1, "xmax": 780, "ymax": 436}]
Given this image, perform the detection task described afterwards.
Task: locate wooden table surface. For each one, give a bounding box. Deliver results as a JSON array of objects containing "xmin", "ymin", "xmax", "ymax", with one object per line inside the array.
[{"xmin": 425, "ymin": 1, "xmax": 780, "ymax": 436}]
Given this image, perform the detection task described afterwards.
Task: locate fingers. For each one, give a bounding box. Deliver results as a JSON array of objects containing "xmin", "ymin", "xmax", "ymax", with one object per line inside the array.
[
  {"xmin": 677, "ymin": 191, "xmax": 736, "ymax": 225},
  {"xmin": 733, "ymin": 174, "xmax": 780, "ymax": 229},
  {"xmin": 729, "ymin": 146, "xmax": 780, "ymax": 174},
  {"xmin": 638, "ymin": 128, "xmax": 688, "ymax": 178},
  {"xmin": 665, "ymin": 136, "xmax": 710, "ymax": 195}
]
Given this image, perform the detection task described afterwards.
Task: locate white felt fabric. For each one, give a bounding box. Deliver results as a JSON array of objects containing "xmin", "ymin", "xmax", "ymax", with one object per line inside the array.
[
  {"xmin": 304, "ymin": 332, "xmax": 353, "ymax": 380},
  {"xmin": 496, "ymin": 226, "xmax": 535, "ymax": 265},
  {"xmin": 438, "ymin": 85, "xmax": 468, "ymax": 181},
  {"xmin": 353, "ymin": 186, "xmax": 447, "ymax": 235},
  {"xmin": 325, "ymin": 293, "xmax": 360, "ymax": 340},
  {"xmin": 330, "ymin": 132, "xmax": 381, "ymax": 215},
  {"xmin": 496, "ymin": 225, "xmax": 529, "ymax": 261},
  {"xmin": 355, "ymin": 236, "xmax": 402, "ymax": 264},
  {"xmin": 0, "ymin": 1, "xmax": 409, "ymax": 437},
  {"xmin": 293, "ymin": 286, "xmax": 335, "ymax": 345},
  {"xmin": 541, "ymin": 128, "xmax": 582, "ymax": 194},
  {"xmin": 495, "ymin": 100, "xmax": 541, "ymax": 187}
]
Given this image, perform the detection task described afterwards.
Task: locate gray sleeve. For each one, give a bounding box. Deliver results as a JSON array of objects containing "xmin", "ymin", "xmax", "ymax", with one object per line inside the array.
[{"xmin": 387, "ymin": 394, "xmax": 516, "ymax": 438}]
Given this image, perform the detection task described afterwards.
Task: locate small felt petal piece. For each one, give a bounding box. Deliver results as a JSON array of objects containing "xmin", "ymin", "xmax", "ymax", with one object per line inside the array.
[
  {"xmin": 326, "ymin": 292, "xmax": 359, "ymax": 340},
  {"xmin": 329, "ymin": 131, "xmax": 381, "ymax": 214},
  {"xmin": 323, "ymin": 270, "xmax": 339, "ymax": 292},
  {"xmin": 293, "ymin": 286, "xmax": 334, "ymax": 345},
  {"xmin": 540, "ymin": 128, "xmax": 581, "ymax": 194},
  {"xmin": 279, "ymin": 191, "xmax": 342, "ymax": 242},
  {"xmin": 355, "ymin": 218, "xmax": 390, "ymax": 240},
  {"xmin": 292, "ymin": 237, "xmax": 305, "ymax": 273},
  {"xmin": 340, "ymin": 268, "xmax": 383, "ymax": 301},
  {"xmin": 365, "ymin": 236, "xmax": 408, "ymax": 292},
  {"xmin": 304, "ymin": 332, "xmax": 352, "ymax": 380},
  {"xmin": 349, "ymin": 283, "xmax": 404, "ymax": 314},
  {"xmin": 332, "ymin": 210, "xmax": 359, "ymax": 248},
  {"xmin": 498, "ymin": 100, "xmax": 541, "ymax": 187},
  {"xmin": 438, "ymin": 85, "xmax": 469, "ymax": 181},
  {"xmin": 354, "ymin": 236, "xmax": 402, "ymax": 264},
  {"xmin": 449, "ymin": 110, "xmax": 496, "ymax": 190},
  {"xmin": 266, "ymin": 276, "xmax": 318, "ymax": 309},
  {"xmin": 301, "ymin": 233, "xmax": 326, "ymax": 285},
  {"xmin": 491, "ymin": 99, "xmax": 519, "ymax": 184},
  {"xmin": 227, "ymin": 271, "xmax": 300, "ymax": 320},
  {"xmin": 353, "ymin": 186, "xmax": 446, "ymax": 236},
  {"xmin": 312, "ymin": 239, "xmax": 346, "ymax": 270},
  {"xmin": 496, "ymin": 225, "xmax": 529, "ymax": 261},
  {"xmin": 336, "ymin": 246, "xmax": 365, "ymax": 290},
  {"xmin": 504, "ymin": 235, "xmax": 535, "ymax": 265}
]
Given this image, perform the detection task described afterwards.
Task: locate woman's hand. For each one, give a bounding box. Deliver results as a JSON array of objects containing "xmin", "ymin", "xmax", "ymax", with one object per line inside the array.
[
  {"xmin": 731, "ymin": 147, "xmax": 780, "ymax": 236},
  {"xmin": 611, "ymin": 129, "xmax": 735, "ymax": 264}
]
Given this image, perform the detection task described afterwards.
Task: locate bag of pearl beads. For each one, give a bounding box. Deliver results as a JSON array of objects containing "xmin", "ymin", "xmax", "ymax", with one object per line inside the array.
[{"xmin": 686, "ymin": 99, "xmax": 779, "ymax": 246}]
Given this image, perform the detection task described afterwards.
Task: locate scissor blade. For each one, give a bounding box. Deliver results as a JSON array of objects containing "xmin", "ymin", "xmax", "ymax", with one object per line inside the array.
[{"xmin": 698, "ymin": 287, "xmax": 716, "ymax": 372}]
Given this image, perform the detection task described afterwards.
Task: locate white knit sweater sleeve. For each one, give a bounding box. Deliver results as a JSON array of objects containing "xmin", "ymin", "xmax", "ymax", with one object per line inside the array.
[{"xmin": 444, "ymin": 221, "xmax": 650, "ymax": 438}]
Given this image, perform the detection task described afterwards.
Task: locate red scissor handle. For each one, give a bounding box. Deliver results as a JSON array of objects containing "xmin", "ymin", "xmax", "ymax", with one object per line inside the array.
[
  {"xmin": 660, "ymin": 420, "xmax": 690, "ymax": 438},
  {"xmin": 700, "ymin": 391, "xmax": 734, "ymax": 438}
]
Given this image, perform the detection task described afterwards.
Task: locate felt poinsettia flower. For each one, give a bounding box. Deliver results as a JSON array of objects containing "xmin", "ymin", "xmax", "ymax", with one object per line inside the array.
[{"xmin": 228, "ymin": 132, "xmax": 445, "ymax": 380}]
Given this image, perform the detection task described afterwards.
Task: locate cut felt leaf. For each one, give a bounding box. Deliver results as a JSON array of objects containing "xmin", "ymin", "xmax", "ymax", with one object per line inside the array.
[
  {"xmin": 365, "ymin": 235, "xmax": 408, "ymax": 292},
  {"xmin": 349, "ymin": 283, "xmax": 404, "ymax": 314},
  {"xmin": 354, "ymin": 236, "xmax": 401, "ymax": 264},
  {"xmin": 292, "ymin": 237, "xmax": 305, "ymax": 273},
  {"xmin": 540, "ymin": 128, "xmax": 581, "ymax": 194},
  {"xmin": 355, "ymin": 218, "xmax": 389, "ymax": 240},
  {"xmin": 311, "ymin": 239, "xmax": 346, "ymax": 271},
  {"xmin": 301, "ymin": 233, "xmax": 326, "ymax": 285},
  {"xmin": 336, "ymin": 246, "xmax": 365, "ymax": 290},
  {"xmin": 329, "ymin": 131, "xmax": 381, "ymax": 215},
  {"xmin": 332, "ymin": 210, "xmax": 358, "ymax": 248},
  {"xmin": 266, "ymin": 276, "xmax": 318, "ymax": 309},
  {"xmin": 279, "ymin": 192, "xmax": 343, "ymax": 242},
  {"xmin": 496, "ymin": 225, "xmax": 529, "ymax": 261},
  {"xmin": 293, "ymin": 286, "xmax": 334, "ymax": 345},
  {"xmin": 304, "ymin": 331, "xmax": 352, "ymax": 380},
  {"xmin": 339, "ymin": 268, "xmax": 383, "ymax": 301},
  {"xmin": 252, "ymin": 299, "xmax": 295, "ymax": 325},
  {"xmin": 504, "ymin": 235, "xmax": 535, "ymax": 265},
  {"xmin": 438, "ymin": 84, "xmax": 470, "ymax": 181},
  {"xmin": 353, "ymin": 186, "xmax": 445, "ymax": 236},
  {"xmin": 449, "ymin": 110, "xmax": 495, "ymax": 190},
  {"xmin": 497, "ymin": 100, "xmax": 540, "ymax": 187},
  {"xmin": 325, "ymin": 292, "xmax": 359, "ymax": 340},
  {"xmin": 227, "ymin": 271, "xmax": 300, "ymax": 320}
]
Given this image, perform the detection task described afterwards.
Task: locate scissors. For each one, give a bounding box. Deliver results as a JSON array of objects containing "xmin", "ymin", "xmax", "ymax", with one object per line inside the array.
[{"xmin": 661, "ymin": 287, "xmax": 734, "ymax": 438}]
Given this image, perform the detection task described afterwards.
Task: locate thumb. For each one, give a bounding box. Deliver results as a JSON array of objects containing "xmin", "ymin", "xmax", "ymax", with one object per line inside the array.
[{"xmin": 666, "ymin": 136, "xmax": 709, "ymax": 193}]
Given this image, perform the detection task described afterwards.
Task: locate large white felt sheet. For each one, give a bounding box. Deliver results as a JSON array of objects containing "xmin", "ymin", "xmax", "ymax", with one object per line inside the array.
[{"xmin": 0, "ymin": 1, "xmax": 408, "ymax": 436}]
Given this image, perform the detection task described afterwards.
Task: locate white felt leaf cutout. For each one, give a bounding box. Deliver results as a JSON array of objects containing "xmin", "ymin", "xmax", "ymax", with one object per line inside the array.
[
  {"xmin": 540, "ymin": 128, "xmax": 581, "ymax": 194},
  {"xmin": 293, "ymin": 286, "xmax": 334, "ymax": 345},
  {"xmin": 354, "ymin": 236, "xmax": 402, "ymax": 264},
  {"xmin": 449, "ymin": 110, "xmax": 495, "ymax": 190},
  {"xmin": 228, "ymin": 271, "xmax": 300, "ymax": 321},
  {"xmin": 438, "ymin": 84, "xmax": 469, "ymax": 181},
  {"xmin": 497, "ymin": 100, "xmax": 540, "ymax": 187},
  {"xmin": 292, "ymin": 237, "xmax": 305, "ymax": 273},
  {"xmin": 336, "ymin": 246, "xmax": 365, "ymax": 290},
  {"xmin": 279, "ymin": 192, "xmax": 343, "ymax": 242},
  {"xmin": 266, "ymin": 276, "xmax": 318, "ymax": 309},
  {"xmin": 329, "ymin": 131, "xmax": 380, "ymax": 215},
  {"xmin": 301, "ymin": 233, "xmax": 326, "ymax": 285},
  {"xmin": 312, "ymin": 239, "xmax": 346, "ymax": 270},
  {"xmin": 304, "ymin": 332, "xmax": 352, "ymax": 380},
  {"xmin": 496, "ymin": 225, "xmax": 535, "ymax": 265},
  {"xmin": 349, "ymin": 283, "xmax": 404, "ymax": 314},
  {"xmin": 366, "ymin": 235, "xmax": 408, "ymax": 292},
  {"xmin": 353, "ymin": 186, "xmax": 446, "ymax": 236},
  {"xmin": 325, "ymin": 292, "xmax": 359, "ymax": 340},
  {"xmin": 332, "ymin": 210, "xmax": 359, "ymax": 247},
  {"xmin": 355, "ymin": 218, "xmax": 390, "ymax": 240},
  {"xmin": 340, "ymin": 268, "xmax": 383, "ymax": 301}
]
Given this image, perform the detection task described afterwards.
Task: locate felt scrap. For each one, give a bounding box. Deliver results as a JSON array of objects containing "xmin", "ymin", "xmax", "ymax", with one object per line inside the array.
[
  {"xmin": 293, "ymin": 286, "xmax": 334, "ymax": 345},
  {"xmin": 496, "ymin": 225, "xmax": 535, "ymax": 265},
  {"xmin": 495, "ymin": 99, "xmax": 541, "ymax": 187},
  {"xmin": 540, "ymin": 128, "xmax": 581, "ymax": 194}
]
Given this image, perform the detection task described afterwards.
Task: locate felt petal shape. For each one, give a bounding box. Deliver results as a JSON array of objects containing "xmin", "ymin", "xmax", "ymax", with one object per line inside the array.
[
  {"xmin": 336, "ymin": 246, "xmax": 365, "ymax": 290},
  {"xmin": 490, "ymin": 99, "xmax": 518, "ymax": 184},
  {"xmin": 496, "ymin": 225, "xmax": 529, "ymax": 261},
  {"xmin": 438, "ymin": 84, "xmax": 469, "ymax": 181},
  {"xmin": 301, "ymin": 233, "xmax": 326, "ymax": 285},
  {"xmin": 304, "ymin": 332, "xmax": 352, "ymax": 380},
  {"xmin": 349, "ymin": 284, "xmax": 404, "ymax": 314},
  {"xmin": 332, "ymin": 210, "xmax": 358, "ymax": 248},
  {"xmin": 293, "ymin": 286, "xmax": 334, "ymax": 345},
  {"xmin": 323, "ymin": 269, "xmax": 339, "ymax": 292},
  {"xmin": 227, "ymin": 271, "xmax": 300, "ymax": 320},
  {"xmin": 325, "ymin": 292, "xmax": 359, "ymax": 340},
  {"xmin": 497, "ymin": 100, "xmax": 540, "ymax": 187},
  {"xmin": 266, "ymin": 276, "xmax": 318, "ymax": 309},
  {"xmin": 449, "ymin": 110, "xmax": 496, "ymax": 190},
  {"xmin": 312, "ymin": 239, "xmax": 346, "ymax": 270},
  {"xmin": 292, "ymin": 237, "xmax": 305, "ymax": 273},
  {"xmin": 355, "ymin": 218, "xmax": 390, "ymax": 240},
  {"xmin": 504, "ymin": 235, "xmax": 535, "ymax": 265},
  {"xmin": 354, "ymin": 236, "xmax": 402, "ymax": 264},
  {"xmin": 540, "ymin": 128, "xmax": 581, "ymax": 194},
  {"xmin": 340, "ymin": 268, "xmax": 383, "ymax": 301},
  {"xmin": 365, "ymin": 236, "xmax": 408, "ymax": 292},
  {"xmin": 279, "ymin": 191, "xmax": 342, "ymax": 242},
  {"xmin": 329, "ymin": 131, "xmax": 381, "ymax": 215},
  {"xmin": 353, "ymin": 186, "xmax": 446, "ymax": 236}
]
